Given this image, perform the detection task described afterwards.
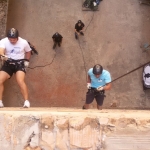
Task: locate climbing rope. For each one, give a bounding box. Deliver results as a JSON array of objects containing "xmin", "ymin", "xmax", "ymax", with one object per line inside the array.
[
  {"xmin": 28, "ymin": 51, "xmax": 57, "ymax": 69},
  {"xmin": 29, "ymin": 11, "xmax": 95, "ymax": 73},
  {"xmin": 77, "ymin": 11, "xmax": 95, "ymax": 82}
]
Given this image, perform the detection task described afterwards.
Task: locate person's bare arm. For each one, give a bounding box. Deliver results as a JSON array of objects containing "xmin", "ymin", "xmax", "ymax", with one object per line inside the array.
[
  {"xmin": 52, "ymin": 37, "xmax": 55, "ymax": 42},
  {"xmin": 0, "ymin": 48, "xmax": 8, "ymax": 61},
  {"xmin": 75, "ymin": 29, "xmax": 79, "ymax": 34},
  {"xmin": 25, "ymin": 51, "xmax": 31, "ymax": 60},
  {"xmin": 86, "ymin": 75, "xmax": 92, "ymax": 89},
  {"xmin": 80, "ymin": 26, "xmax": 84, "ymax": 32},
  {"xmin": 0, "ymin": 48, "xmax": 5, "ymax": 56},
  {"xmin": 87, "ymin": 75, "xmax": 91, "ymax": 83},
  {"xmin": 103, "ymin": 83, "xmax": 111, "ymax": 90}
]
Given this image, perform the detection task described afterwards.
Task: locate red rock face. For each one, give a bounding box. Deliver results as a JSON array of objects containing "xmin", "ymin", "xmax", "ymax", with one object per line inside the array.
[{"xmin": 3, "ymin": 0, "xmax": 150, "ymax": 109}]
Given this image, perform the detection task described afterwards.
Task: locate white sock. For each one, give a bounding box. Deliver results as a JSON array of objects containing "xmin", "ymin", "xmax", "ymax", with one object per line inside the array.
[{"xmin": 0, "ymin": 100, "xmax": 2, "ymax": 103}]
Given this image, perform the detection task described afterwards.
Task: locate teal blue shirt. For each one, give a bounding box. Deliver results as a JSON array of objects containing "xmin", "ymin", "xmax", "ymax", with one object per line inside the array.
[{"xmin": 88, "ymin": 68, "xmax": 111, "ymax": 88}]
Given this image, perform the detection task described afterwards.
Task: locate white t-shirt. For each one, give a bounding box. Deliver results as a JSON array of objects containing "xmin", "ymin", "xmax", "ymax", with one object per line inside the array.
[{"xmin": 0, "ymin": 37, "xmax": 31, "ymax": 60}]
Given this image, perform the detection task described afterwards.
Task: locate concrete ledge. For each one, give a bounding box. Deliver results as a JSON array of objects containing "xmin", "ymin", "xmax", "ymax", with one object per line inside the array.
[
  {"xmin": 0, "ymin": 108, "xmax": 150, "ymax": 118},
  {"xmin": 0, "ymin": 108, "xmax": 150, "ymax": 150}
]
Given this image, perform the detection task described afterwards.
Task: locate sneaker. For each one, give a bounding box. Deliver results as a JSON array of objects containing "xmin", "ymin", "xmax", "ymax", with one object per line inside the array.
[
  {"xmin": 0, "ymin": 100, "xmax": 4, "ymax": 108},
  {"xmin": 82, "ymin": 106, "xmax": 86, "ymax": 109},
  {"xmin": 23, "ymin": 100, "xmax": 30, "ymax": 108},
  {"xmin": 80, "ymin": 32, "xmax": 84, "ymax": 36}
]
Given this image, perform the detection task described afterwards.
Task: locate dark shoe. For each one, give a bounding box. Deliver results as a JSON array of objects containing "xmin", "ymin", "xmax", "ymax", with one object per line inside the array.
[
  {"xmin": 75, "ymin": 33, "xmax": 78, "ymax": 39},
  {"xmin": 80, "ymin": 32, "xmax": 84, "ymax": 36},
  {"xmin": 58, "ymin": 43, "xmax": 61, "ymax": 47},
  {"xmin": 0, "ymin": 100, "xmax": 4, "ymax": 108},
  {"xmin": 53, "ymin": 43, "xmax": 56, "ymax": 49},
  {"xmin": 82, "ymin": 106, "xmax": 86, "ymax": 109}
]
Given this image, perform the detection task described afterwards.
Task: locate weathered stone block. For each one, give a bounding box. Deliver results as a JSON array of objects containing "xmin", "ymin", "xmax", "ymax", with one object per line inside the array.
[
  {"xmin": 41, "ymin": 115, "xmax": 55, "ymax": 149},
  {"xmin": 0, "ymin": 114, "xmax": 13, "ymax": 150},
  {"xmin": 99, "ymin": 117, "xmax": 109, "ymax": 125},
  {"xmin": 55, "ymin": 117, "xmax": 69, "ymax": 150},
  {"xmin": 69, "ymin": 117, "xmax": 100, "ymax": 149},
  {"xmin": 13, "ymin": 115, "xmax": 40, "ymax": 150}
]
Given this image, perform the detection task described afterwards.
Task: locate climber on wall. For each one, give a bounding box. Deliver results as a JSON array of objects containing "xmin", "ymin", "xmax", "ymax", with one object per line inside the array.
[
  {"xmin": 83, "ymin": 64, "xmax": 112, "ymax": 110},
  {"xmin": 0, "ymin": 28, "xmax": 31, "ymax": 108}
]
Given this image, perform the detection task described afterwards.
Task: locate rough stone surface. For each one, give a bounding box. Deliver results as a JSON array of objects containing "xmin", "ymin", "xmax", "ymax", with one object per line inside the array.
[
  {"xmin": 0, "ymin": 108, "xmax": 150, "ymax": 149},
  {"xmin": 0, "ymin": 114, "xmax": 13, "ymax": 149},
  {"xmin": 0, "ymin": 0, "xmax": 7, "ymax": 39},
  {"xmin": 69, "ymin": 117, "xmax": 100, "ymax": 149},
  {"xmin": 14, "ymin": 115, "xmax": 40, "ymax": 149}
]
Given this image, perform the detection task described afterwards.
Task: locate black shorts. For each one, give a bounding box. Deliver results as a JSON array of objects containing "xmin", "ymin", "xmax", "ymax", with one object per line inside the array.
[
  {"xmin": 85, "ymin": 89, "xmax": 105, "ymax": 106},
  {"xmin": 54, "ymin": 40, "xmax": 62, "ymax": 43},
  {"xmin": 1, "ymin": 62, "xmax": 26, "ymax": 77}
]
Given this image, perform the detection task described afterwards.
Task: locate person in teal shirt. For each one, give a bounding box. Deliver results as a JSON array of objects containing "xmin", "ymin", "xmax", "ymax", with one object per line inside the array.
[{"xmin": 83, "ymin": 64, "xmax": 111, "ymax": 110}]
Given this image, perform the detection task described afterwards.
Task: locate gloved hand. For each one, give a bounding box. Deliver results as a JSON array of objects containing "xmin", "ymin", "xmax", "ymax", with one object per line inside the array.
[
  {"xmin": 97, "ymin": 86, "xmax": 104, "ymax": 91},
  {"xmin": 0, "ymin": 55, "xmax": 8, "ymax": 61},
  {"xmin": 24, "ymin": 60, "xmax": 29, "ymax": 68},
  {"xmin": 93, "ymin": 2, "xmax": 97, "ymax": 6},
  {"xmin": 87, "ymin": 83, "xmax": 91, "ymax": 89}
]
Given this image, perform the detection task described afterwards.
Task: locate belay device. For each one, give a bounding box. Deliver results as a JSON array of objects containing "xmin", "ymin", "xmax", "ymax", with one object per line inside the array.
[{"xmin": 143, "ymin": 63, "xmax": 150, "ymax": 90}]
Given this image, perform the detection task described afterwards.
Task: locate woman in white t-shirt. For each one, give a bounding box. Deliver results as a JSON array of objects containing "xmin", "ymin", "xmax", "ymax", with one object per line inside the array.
[{"xmin": 0, "ymin": 28, "xmax": 31, "ymax": 108}]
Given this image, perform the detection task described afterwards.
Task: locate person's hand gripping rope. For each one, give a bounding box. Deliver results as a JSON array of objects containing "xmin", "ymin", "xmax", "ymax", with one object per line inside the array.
[
  {"xmin": 87, "ymin": 83, "xmax": 91, "ymax": 89},
  {"xmin": 0, "ymin": 55, "xmax": 8, "ymax": 61},
  {"xmin": 24, "ymin": 60, "xmax": 29, "ymax": 68},
  {"xmin": 97, "ymin": 86, "xmax": 104, "ymax": 91}
]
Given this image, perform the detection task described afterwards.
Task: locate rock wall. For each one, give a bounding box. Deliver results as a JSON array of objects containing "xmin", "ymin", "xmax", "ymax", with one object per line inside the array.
[
  {"xmin": 4, "ymin": 0, "xmax": 150, "ymax": 109},
  {"xmin": 0, "ymin": 0, "xmax": 8, "ymax": 69},
  {"xmin": 0, "ymin": 109, "xmax": 150, "ymax": 150},
  {"xmin": 0, "ymin": 0, "xmax": 8, "ymax": 39}
]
